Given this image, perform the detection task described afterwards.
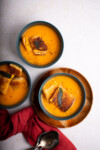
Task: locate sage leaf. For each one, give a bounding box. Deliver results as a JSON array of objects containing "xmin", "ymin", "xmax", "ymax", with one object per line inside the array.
[
  {"xmin": 34, "ymin": 41, "xmax": 40, "ymax": 49},
  {"xmin": 58, "ymin": 88, "xmax": 63, "ymax": 107},
  {"xmin": 0, "ymin": 71, "xmax": 11, "ymax": 78}
]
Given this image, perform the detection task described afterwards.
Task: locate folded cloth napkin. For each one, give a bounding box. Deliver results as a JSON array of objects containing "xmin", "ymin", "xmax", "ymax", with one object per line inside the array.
[{"xmin": 0, "ymin": 106, "xmax": 77, "ymax": 150}]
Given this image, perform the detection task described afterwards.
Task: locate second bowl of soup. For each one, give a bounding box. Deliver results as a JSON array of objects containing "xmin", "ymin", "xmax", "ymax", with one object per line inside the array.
[
  {"xmin": 17, "ymin": 21, "xmax": 64, "ymax": 68},
  {"xmin": 0, "ymin": 61, "xmax": 31, "ymax": 109}
]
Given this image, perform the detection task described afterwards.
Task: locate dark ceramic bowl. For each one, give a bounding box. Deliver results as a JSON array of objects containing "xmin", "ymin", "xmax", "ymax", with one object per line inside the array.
[
  {"xmin": 0, "ymin": 61, "xmax": 31, "ymax": 109},
  {"xmin": 38, "ymin": 73, "xmax": 86, "ymax": 120},
  {"xmin": 17, "ymin": 21, "xmax": 64, "ymax": 68}
]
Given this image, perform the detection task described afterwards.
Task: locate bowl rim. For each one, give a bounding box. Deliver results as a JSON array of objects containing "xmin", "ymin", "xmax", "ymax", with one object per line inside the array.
[
  {"xmin": 38, "ymin": 73, "xmax": 86, "ymax": 120},
  {"xmin": 0, "ymin": 60, "xmax": 32, "ymax": 109},
  {"xmin": 17, "ymin": 20, "xmax": 64, "ymax": 68}
]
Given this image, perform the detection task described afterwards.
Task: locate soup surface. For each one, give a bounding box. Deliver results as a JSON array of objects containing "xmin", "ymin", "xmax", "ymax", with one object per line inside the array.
[
  {"xmin": 41, "ymin": 75, "xmax": 83, "ymax": 117},
  {"xmin": 0, "ymin": 64, "xmax": 29, "ymax": 106},
  {"xmin": 20, "ymin": 25, "xmax": 60, "ymax": 66}
]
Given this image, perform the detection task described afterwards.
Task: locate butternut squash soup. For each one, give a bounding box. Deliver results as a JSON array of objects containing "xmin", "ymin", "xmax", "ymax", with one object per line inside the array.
[
  {"xmin": 0, "ymin": 63, "xmax": 29, "ymax": 106},
  {"xmin": 20, "ymin": 24, "xmax": 61, "ymax": 66},
  {"xmin": 41, "ymin": 75, "xmax": 84, "ymax": 118}
]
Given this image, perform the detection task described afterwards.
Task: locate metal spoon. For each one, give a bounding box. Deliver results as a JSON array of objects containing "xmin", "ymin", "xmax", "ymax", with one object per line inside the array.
[{"xmin": 32, "ymin": 131, "xmax": 59, "ymax": 150}]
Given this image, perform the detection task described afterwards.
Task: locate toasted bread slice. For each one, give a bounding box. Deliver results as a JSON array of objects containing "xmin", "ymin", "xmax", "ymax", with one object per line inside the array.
[
  {"xmin": 29, "ymin": 36, "xmax": 47, "ymax": 51},
  {"xmin": 50, "ymin": 87, "xmax": 75, "ymax": 112},
  {"xmin": 9, "ymin": 64, "xmax": 22, "ymax": 77},
  {"xmin": 22, "ymin": 36, "xmax": 32, "ymax": 51},
  {"xmin": 10, "ymin": 77, "xmax": 27, "ymax": 87},
  {"xmin": 29, "ymin": 36, "xmax": 37, "ymax": 49},
  {"xmin": 42, "ymin": 82, "xmax": 58, "ymax": 101},
  {"xmin": 33, "ymin": 49, "xmax": 47, "ymax": 55},
  {"xmin": 29, "ymin": 36, "xmax": 47, "ymax": 55},
  {"xmin": 0, "ymin": 71, "xmax": 14, "ymax": 95}
]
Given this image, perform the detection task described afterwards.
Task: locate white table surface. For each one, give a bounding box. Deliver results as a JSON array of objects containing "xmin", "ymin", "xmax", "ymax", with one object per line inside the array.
[{"xmin": 0, "ymin": 0, "xmax": 100, "ymax": 150}]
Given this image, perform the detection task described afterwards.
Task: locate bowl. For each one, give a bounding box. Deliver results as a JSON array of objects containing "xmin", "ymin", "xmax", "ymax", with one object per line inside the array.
[
  {"xmin": 38, "ymin": 73, "xmax": 86, "ymax": 120},
  {"xmin": 0, "ymin": 61, "xmax": 31, "ymax": 109},
  {"xmin": 17, "ymin": 21, "xmax": 64, "ymax": 68}
]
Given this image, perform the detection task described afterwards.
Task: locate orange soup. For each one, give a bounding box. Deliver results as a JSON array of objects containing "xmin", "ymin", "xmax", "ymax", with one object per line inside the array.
[
  {"xmin": 20, "ymin": 25, "xmax": 60, "ymax": 66},
  {"xmin": 41, "ymin": 75, "xmax": 83, "ymax": 117},
  {"xmin": 0, "ymin": 64, "xmax": 29, "ymax": 106}
]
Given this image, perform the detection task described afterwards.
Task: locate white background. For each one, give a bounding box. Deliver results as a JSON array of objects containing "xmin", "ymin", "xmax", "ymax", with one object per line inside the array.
[{"xmin": 0, "ymin": 0, "xmax": 100, "ymax": 150}]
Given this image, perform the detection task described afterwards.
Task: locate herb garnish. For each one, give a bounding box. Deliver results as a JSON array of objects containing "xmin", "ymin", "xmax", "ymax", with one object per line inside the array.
[
  {"xmin": 58, "ymin": 87, "xmax": 63, "ymax": 107},
  {"xmin": 34, "ymin": 41, "xmax": 40, "ymax": 49}
]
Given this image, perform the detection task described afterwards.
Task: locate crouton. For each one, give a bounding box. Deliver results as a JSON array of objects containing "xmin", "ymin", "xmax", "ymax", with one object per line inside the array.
[
  {"xmin": 9, "ymin": 64, "xmax": 22, "ymax": 77},
  {"xmin": 50, "ymin": 87, "xmax": 75, "ymax": 112},
  {"xmin": 42, "ymin": 82, "xmax": 58, "ymax": 101},
  {"xmin": 22, "ymin": 36, "xmax": 32, "ymax": 51},
  {"xmin": 10, "ymin": 77, "xmax": 27, "ymax": 87}
]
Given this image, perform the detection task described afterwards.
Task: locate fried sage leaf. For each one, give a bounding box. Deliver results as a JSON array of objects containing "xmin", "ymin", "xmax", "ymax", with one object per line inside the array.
[
  {"xmin": 58, "ymin": 87, "xmax": 63, "ymax": 107},
  {"xmin": 0, "ymin": 71, "xmax": 12, "ymax": 78},
  {"xmin": 34, "ymin": 41, "xmax": 40, "ymax": 49}
]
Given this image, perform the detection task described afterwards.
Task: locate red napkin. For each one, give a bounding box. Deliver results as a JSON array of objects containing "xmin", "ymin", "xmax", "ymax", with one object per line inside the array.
[{"xmin": 0, "ymin": 106, "xmax": 77, "ymax": 150}]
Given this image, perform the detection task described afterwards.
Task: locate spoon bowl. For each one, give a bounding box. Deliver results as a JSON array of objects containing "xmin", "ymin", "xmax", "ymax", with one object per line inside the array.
[{"xmin": 33, "ymin": 131, "xmax": 59, "ymax": 150}]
